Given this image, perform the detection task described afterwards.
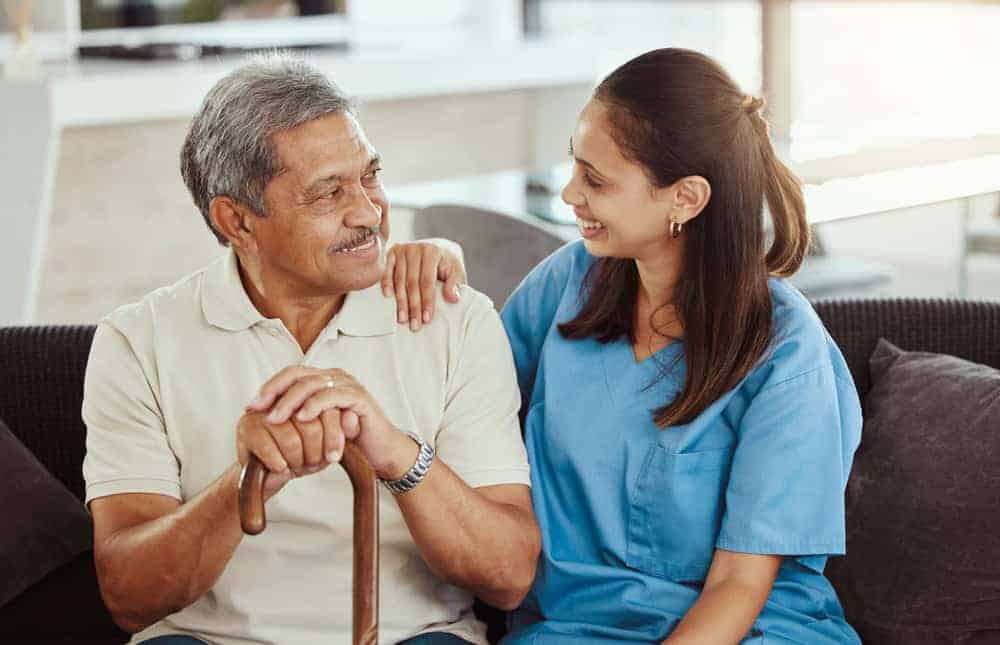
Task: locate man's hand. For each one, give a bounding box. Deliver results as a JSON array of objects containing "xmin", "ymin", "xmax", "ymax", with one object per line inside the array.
[
  {"xmin": 235, "ymin": 408, "xmax": 345, "ymax": 501},
  {"xmin": 381, "ymin": 241, "xmax": 466, "ymax": 332},
  {"xmin": 245, "ymin": 366, "xmax": 419, "ymax": 480}
]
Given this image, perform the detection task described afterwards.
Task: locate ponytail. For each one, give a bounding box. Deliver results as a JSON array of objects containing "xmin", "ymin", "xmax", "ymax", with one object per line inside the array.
[{"xmin": 748, "ymin": 110, "xmax": 810, "ymax": 277}]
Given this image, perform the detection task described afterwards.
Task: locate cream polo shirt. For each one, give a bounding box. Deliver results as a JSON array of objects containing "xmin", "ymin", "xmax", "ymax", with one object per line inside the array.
[{"xmin": 82, "ymin": 250, "xmax": 530, "ymax": 645}]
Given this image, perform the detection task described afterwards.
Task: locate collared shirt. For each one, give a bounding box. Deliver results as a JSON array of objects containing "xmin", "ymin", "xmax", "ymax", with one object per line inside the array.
[
  {"xmin": 82, "ymin": 250, "xmax": 530, "ymax": 645},
  {"xmin": 500, "ymin": 241, "xmax": 862, "ymax": 644}
]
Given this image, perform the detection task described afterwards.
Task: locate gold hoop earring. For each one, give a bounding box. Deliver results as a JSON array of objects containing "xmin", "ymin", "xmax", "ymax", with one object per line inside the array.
[{"xmin": 670, "ymin": 221, "xmax": 683, "ymax": 239}]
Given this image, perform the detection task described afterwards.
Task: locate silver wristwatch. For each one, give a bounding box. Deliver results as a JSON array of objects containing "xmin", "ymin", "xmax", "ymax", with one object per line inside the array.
[{"xmin": 381, "ymin": 432, "xmax": 435, "ymax": 495}]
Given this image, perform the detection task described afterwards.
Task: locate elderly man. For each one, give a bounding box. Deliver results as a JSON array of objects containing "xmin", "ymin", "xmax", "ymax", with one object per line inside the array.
[{"xmin": 82, "ymin": 53, "xmax": 540, "ymax": 645}]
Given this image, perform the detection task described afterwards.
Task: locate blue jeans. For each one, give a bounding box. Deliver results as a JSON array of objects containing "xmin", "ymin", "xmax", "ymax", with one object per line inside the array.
[
  {"xmin": 141, "ymin": 633, "xmax": 471, "ymax": 644},
  {"xmin": 399, "ymin": 634, "xmax": 474, "ymax": 644}
]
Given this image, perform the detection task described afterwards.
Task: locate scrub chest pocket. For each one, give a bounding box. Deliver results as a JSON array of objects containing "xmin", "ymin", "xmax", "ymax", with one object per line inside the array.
[{"xmin": 626, "ymin": 445, "xmax": 733, "ymax": 582}]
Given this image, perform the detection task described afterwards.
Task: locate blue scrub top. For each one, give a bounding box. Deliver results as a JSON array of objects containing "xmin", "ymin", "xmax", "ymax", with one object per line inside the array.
[{"xmin": 500, "ymin": 241, "xmax": 862, "ymax": 644}]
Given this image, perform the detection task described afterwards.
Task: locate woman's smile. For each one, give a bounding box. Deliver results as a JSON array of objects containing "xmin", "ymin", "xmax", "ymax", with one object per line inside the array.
[{"xmin": 576, "ymin": 215, "xmax": 607, "ymax": 240}]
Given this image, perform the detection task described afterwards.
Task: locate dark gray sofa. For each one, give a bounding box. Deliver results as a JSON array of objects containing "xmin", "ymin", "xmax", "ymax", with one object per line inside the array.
[{"xmin": 2, "ymin": 298, "xmax": 999, "ymax": 643}]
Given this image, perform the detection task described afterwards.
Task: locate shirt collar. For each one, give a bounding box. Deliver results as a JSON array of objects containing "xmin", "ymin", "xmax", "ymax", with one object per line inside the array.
[
  {"xmin": 201, "ymin": 249, "xmax": 397, "ymax": 338},
  {"xmin": 201, "ymin": 250, "xmax": 267, "ymax": 332}
]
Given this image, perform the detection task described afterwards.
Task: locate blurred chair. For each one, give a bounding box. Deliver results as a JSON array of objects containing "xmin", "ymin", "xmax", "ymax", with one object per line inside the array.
[
  {"xmin": 412, "ymin": 204, "xmax": 894, "ymax": 304},
  {"xmin": 411, "ymin": 204, "xmax": 567, "ymax": 308},
  {"xmin": 959, "ymin": 196, "xmax": 1000, "ymax": 296},
  {"xmin": 789, "ymin": 229, "xmax": 894, "ymax": 299}
]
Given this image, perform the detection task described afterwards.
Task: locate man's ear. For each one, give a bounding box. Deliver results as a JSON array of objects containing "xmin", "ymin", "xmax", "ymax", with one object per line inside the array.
[
  {"xmin": 663, "ymin": 175, "xmax": 711, "ymax": 225},
  {"xmin": 209, "ymin": 196, "xmax": 258, "ymax": 250}
]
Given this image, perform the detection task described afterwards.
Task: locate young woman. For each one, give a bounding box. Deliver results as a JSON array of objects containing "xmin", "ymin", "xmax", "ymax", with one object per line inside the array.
[{"xmin": 388, "ymin": 48, "xmax": 862, "ymax": 644}]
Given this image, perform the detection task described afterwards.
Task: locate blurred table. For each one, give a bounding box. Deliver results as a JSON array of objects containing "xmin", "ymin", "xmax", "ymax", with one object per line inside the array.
[{"xmin": 393, "ymin": 148, "xmax": 1000, "ymax": 233}]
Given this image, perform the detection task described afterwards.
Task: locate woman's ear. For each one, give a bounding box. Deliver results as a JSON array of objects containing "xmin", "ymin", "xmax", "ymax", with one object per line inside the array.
[
  {"xmin": 665, "ymin": 175, "xmax": 711, "ymax": 225},
  {"xmin": 209, "ymin": 196, "xmax": 258, "ymax": 250}
]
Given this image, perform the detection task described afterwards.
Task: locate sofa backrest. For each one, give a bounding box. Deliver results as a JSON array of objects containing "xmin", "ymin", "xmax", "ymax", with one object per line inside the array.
[
  {"xmin": 0, "ymin": 325, "xmax": 96, "ymax": 502},
  {"xmin": 812, "ymin": 298, "xmax": 1000, "ymax": 399}
]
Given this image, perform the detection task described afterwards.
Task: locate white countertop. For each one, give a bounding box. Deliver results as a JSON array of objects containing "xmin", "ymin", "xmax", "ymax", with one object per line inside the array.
[{"xmin": 5, "ymin": 35, "xmax": 606, "ymax": 128}]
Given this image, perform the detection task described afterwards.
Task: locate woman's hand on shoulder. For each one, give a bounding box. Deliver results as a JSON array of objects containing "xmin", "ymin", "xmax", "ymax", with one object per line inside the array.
[{"xmin": 381, "ymin": 240, "xmax": 467, "ymax": 331}]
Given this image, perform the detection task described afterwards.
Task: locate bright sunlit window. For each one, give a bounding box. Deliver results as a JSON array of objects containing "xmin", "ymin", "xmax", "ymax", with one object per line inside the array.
[{"xmin": 792, "ymin": 2, "xmax": 1000, "ymax": 144}]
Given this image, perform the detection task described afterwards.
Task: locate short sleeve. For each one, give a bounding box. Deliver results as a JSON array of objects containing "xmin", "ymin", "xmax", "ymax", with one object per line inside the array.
[
  {"xmin": 82, "ymin": 322, "xmax": 181, "ymax": 506},
  {"xmin": 434, "ymin": 292, "xmax": 530, "ymax": 489},
  {"xmin": 716, "ymin": 366, "xmax": 861, "ymax": 567}
]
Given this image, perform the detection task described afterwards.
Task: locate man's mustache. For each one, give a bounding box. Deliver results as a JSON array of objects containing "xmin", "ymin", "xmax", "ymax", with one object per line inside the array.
[{"xmin": 330, "ymin": 227, "xmax": 380, "ymax": 253}]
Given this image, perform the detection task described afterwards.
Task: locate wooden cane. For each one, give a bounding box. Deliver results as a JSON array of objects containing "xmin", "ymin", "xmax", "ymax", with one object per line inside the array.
[{"xmin": 239, "ymin": 444, "xmax": 379, "ymax": 645}]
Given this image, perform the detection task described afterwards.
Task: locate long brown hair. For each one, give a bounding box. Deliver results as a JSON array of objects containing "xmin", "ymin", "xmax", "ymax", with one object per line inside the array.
[{"xmin": 559, "ymin": 48, "xmax": 809, "ymax": 428}]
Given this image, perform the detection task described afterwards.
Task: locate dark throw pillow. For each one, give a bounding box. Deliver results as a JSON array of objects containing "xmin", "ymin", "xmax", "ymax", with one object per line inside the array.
[
  {"xmin": 842, "ymin": 339, "xmax": 1000, "ymax": 644},
  {"xmin": 0, "ymin": 415, "xmax": 93, "ymax": 608}
]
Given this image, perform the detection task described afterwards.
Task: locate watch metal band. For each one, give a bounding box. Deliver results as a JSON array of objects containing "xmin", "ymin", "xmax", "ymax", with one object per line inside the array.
[{"xmin": 381, "ymin": 432, "xmax": 435, "ymax": 495}]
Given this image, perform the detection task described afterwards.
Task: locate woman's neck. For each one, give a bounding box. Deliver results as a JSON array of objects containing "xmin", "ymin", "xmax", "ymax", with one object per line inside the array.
[
  {"xmin": 634, "ymin": 248, "xmax": 682, "ymax": 313},
  {"xmin": 632, "ymin": 251, "xmax": 684, "ymax": 359}
]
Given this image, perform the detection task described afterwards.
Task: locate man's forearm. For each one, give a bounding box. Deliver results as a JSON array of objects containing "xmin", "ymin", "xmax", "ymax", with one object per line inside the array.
[
  {"xmin": 97, "ymin": 465, "xmax": 245, "ymax": 632},
  {"xmin": 394, "ymin": 457, "xmax": 540, "ymax": 610}
]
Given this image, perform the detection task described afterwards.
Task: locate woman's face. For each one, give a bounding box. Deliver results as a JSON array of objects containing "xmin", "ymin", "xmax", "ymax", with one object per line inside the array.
[{"xmin": 561, "ymin": 99, "xmax": 675, "ymax": 262}]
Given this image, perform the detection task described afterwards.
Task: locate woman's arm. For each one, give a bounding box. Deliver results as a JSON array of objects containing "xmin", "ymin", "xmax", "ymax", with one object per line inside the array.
[{"xmin": 664, "ymin": 550, "xmax": 782, "ymax": 645}]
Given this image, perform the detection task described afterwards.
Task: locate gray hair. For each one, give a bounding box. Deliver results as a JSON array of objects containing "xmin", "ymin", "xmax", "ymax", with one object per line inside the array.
[{"xmin": 180, "ymin": 51, "xmax": 357, "ymax": 245}]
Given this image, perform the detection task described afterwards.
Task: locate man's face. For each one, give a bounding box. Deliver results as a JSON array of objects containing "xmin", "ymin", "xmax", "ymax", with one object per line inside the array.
[{"xmin": 252, "ymin": 111, "xmax": 390, "ymax": 297}]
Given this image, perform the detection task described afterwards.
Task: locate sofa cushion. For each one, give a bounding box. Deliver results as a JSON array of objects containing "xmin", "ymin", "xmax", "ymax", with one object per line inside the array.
[
  {"xmin": 841, "ymin": 339, "xmax": 1000, "ymax": 643},
  {"xmin": 0, "ymin": 549, "xmax": 128, "ymax": 643},
  {"xmin": 0, "ymin": 414, "xmax": 93, "ymax": 608}
]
